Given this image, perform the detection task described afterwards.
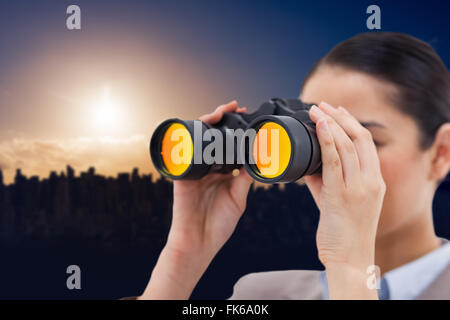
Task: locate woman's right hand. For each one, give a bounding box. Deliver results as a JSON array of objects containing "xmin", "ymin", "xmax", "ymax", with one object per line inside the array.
[
  {"xmin": 139, "ymin": 100, "xmax": 253, "ymax": 299},
  {"xmin": 167, "ymin": 100, "xmax": 253, "ymax": 259}
]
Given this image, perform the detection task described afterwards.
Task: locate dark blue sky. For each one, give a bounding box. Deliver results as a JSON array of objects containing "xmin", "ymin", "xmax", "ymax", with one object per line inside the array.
[{"xmin": 1, "ymin": 0, "xmax": 449, "ymax": 112}]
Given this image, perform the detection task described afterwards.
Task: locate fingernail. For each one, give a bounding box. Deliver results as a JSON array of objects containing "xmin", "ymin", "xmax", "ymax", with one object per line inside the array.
[
  {"xmin": 319, "ymin": 119, "xmax": 329, "ymax": 132},
  {"xmin": 339, "ymin": 106, "xmax": 350, "ymax": 115},
  {"xmin": 310, "ymin": 105, "xmax": 325, "ymax": 117}
]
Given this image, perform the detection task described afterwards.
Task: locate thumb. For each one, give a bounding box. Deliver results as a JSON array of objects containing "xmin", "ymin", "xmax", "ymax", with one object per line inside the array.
[
  {"xmin": 304, "ymin": 174, "xmax": 322, "ymax": 208},
  {"xmin": 230, "ymin": 168, "xmax": 253, "ymax": 212}
]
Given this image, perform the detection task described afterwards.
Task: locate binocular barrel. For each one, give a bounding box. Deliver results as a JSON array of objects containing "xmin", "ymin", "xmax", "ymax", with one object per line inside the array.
[{"xmin": 149, "ymin": 98, "xmax": 322, "ymax": 183}]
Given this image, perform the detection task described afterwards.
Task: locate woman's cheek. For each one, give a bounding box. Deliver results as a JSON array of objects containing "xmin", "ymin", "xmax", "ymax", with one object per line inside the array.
[{"xmin": 376, "ymin": 148, "xmax": 421, "ymax": 235}]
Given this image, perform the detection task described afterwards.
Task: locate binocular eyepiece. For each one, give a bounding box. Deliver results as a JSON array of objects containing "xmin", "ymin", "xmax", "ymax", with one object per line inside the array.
[{"xmin": 149, "ymin": 98, "xmax": 322, "ymax": 183}]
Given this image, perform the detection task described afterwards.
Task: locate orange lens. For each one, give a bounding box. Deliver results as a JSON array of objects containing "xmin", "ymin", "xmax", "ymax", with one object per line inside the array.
[
  {"xmin": 253, "ymin": 122, "xmax": 291, "ymax": 178},
  {"xmin": 160, "ymin": 123, "xmax": 193, "ymax": 176}
]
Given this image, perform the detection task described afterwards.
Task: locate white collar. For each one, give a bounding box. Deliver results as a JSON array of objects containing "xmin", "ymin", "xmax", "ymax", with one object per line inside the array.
[{"xmin": 383, "ymin": 238, "xmax": 450, "ymax": 300}]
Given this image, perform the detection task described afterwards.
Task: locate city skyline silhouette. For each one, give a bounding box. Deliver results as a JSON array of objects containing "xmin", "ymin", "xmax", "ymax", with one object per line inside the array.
[{"xmin": 1, "ymin": 165, "xmax": 449, "ymax": 298}]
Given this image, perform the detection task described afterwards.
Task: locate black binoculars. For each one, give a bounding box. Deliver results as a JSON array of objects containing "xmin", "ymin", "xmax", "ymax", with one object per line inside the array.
[{"xmin": 149, "ymin": 98, "xmax": 322, "ymax": 183}]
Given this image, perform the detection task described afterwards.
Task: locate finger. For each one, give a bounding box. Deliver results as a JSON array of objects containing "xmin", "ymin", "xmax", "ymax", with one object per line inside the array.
[
  {"xmin": 315, "ymin": 118, "xmax": 344, "ymax": 189},
  {"xmin": 217, "ymin": 100, "xmax": 239, "ymax": 114},
  {"xmin": 327, "ymin": 119, "xmax": 361, "ymax": 187},
  {"xmin": 199, "ymin": 100, "xmax": 239, "ymax": 124},
  {"xmin": 318, "ymin": 101, "xmax": 381, "ymax": 177},
  {"xmin": 230, "ymin": 167, "xmax": 253, "ymax": 211},
  {"xmin": 310, "ymin": 105, "xmax": 361, "ymax": 187}
]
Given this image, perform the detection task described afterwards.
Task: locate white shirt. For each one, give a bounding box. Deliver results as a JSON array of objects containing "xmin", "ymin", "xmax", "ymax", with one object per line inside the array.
[{"xmin": 319, "ymin": 238, "xmax": 450, "ymax": 300}]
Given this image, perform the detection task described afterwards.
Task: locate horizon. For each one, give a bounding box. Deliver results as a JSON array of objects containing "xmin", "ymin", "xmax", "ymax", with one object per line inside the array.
[{"xmin": 1, "ymin": 164, "xmax": 450, "ymax": 188}]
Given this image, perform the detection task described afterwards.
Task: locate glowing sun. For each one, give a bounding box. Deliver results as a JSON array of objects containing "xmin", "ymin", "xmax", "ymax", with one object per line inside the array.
[{"xmin": 91, "ymin": 86, "xmax": 122, "ymax": 131}]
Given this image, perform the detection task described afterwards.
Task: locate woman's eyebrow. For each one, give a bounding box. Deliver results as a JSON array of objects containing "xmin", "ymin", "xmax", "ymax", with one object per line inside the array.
[{"xmin": 360, "ymin": 121, "xmax": 387, "ymax": 129}]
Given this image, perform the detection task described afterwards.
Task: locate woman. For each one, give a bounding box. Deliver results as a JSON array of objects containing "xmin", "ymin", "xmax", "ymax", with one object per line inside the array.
[{"xmin": 137, "ymin": 32, "xmax": 450, "ymax": 299}]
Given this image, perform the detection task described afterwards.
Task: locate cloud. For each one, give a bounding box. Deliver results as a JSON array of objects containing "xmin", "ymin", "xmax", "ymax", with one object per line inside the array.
[{"xmin": 0, "ymin": 135, "xmax": 156, "ymax": 184}]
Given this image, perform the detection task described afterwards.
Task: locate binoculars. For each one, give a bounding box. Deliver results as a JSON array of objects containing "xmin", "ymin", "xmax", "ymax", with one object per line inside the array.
[{"xmin": 149, "ymin": 98, "xmax": 322, "ymax": 183}]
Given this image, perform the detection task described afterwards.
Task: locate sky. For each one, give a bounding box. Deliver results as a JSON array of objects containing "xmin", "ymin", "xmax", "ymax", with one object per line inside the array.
[{"xmin": 0, "ymin": 0, "xmax": 449, "ymax": 184}]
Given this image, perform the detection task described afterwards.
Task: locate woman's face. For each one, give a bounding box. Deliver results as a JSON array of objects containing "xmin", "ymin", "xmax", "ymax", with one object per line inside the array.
[{"xmin": 300, "ymin": 65, "xmax": 436, "ymax": 238}]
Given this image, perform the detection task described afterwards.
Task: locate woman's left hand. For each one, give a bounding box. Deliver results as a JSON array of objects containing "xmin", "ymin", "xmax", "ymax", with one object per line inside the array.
[{"xmin": 304, "ymin": 101, "xmax": 386, "ymax": 299}]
